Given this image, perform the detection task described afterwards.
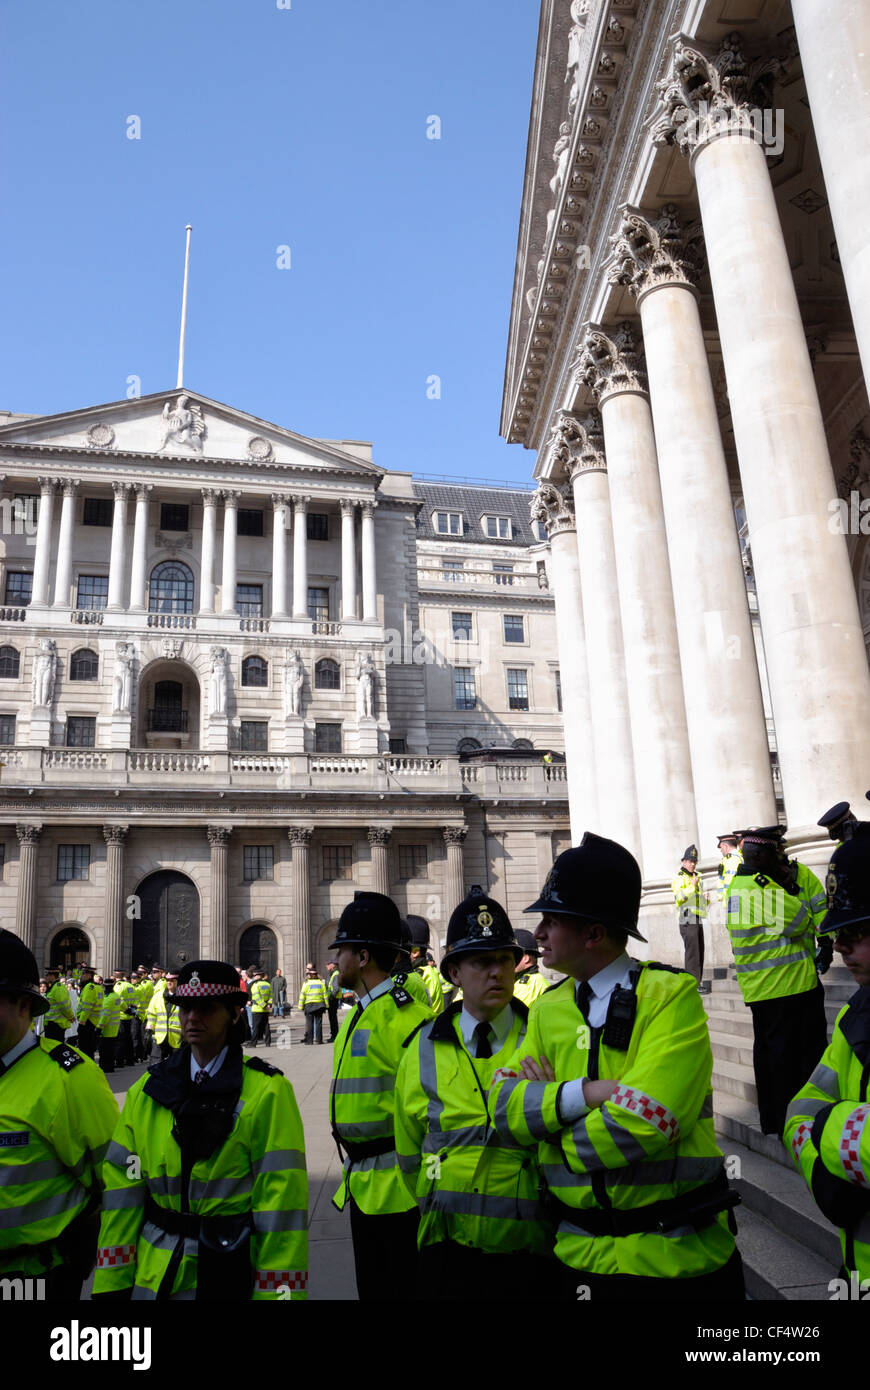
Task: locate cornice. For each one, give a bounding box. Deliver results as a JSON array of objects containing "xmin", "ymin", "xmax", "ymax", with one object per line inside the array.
[{"xmin": 0, "ymin": 442, "xmax": 381, "ymax": 487}]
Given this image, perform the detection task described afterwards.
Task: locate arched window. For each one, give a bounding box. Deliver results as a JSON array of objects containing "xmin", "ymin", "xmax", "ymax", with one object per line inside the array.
[
  {"xmin": 149, "ymin": 561, "xmax": 194, "ymax": 614},
  {"xmin": 242, "ymin": 655, "xmax": 268, "ymax": 688},
  {"xmin": 512, "ymin": 738, "xmax": 534, "ymax": 750},
  {"xmin": 0, "ymin": 646, "xmax": 19, "ymax": 679},
  {"xmin": 315, "ymin": 658, "xmax": 340, "ymax": 691},
  {"xmin": 70, "ymin": 648, "xmax": 98, "ymax": 681},
  {"xmin": 457, "ymin": 738, "xmax": 481, "ymax": 754}
]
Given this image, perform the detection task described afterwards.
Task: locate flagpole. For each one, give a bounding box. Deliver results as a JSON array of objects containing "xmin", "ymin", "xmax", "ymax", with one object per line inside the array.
[{"xmin": 176, "ymin": 225, "xmax": 193, "ymax": 389}]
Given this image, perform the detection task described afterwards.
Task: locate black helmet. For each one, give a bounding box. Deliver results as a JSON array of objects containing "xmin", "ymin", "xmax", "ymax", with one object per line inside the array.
[
  {"xmin": 329, "ymin": 892, "xmax": 403, "ymax": 951},
  {"xmin": 0, "ymin": 929, "xmax": 49, "ymax": 1015},
  {"xmin": 405, "ymin": 914, "xmax": 430, "ymax": 949},
  {"xmin": 513, "ymin": 928, "xmax": 541, "ymax": 958},
  {"xmin": 441, "ymin": 891, "xmax": 522, "ymax": 981},
  {"xmin": 165, "ymin": 959, "xmax": 246, "ymax": 1007},
  {"xmin": 682, "ymin": 845, "xmax": 698, "ymax": 863},
  {"xmin": 819, "ymin": 825, "xmax": 870, "ymax": 936},
  {"xmin": 396, "ymin": 919, "xmax": 413, "ymax": 962},
  {"xmin": 524, "ymin": 831, "xmax": 646, "ymax": 942}
]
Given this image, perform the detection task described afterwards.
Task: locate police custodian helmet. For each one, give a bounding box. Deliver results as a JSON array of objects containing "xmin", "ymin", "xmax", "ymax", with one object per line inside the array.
[
  {"xmin": 524, "ymin": 831, "xmax": 647, "ymax": 942},
  {"xmin": 819, "ymin": 824, "xmax": 870, "ymax": 936},
  {"xmin": 164, "ymin": 959, "xmax": 247, "ymax": 1006},
  {"xmin": 329, "ymin": 892, "xmax": 403, "ymax": 951},
  {"xmin": 440, "ymin": 891, "xmax": 522, "ymax": 981},
  {"xmin": 0, "ymin": 928, "xmax": 49, "ymax": 1015}
]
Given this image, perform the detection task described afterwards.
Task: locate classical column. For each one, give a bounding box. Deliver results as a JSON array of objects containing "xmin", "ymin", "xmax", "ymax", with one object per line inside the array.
[
  {"xmin": 531, "ymin": 469, "xmax": 598, "ymax": 837},
  {"xmin": 52, "ymin": 478, "xmax": 80, "ymax": 608},
  {"xmin": 30, "ymin": 478, "xmax": 57, "ymax": 609},
  {"xmin": 291, "ymin": 497, "xmax": 309, "ymax": 620},
  {"xmin": 443, "ymin": 826, "xmax": 467, "ymax": 915},
  {"xmin": 576, "ymin": 327, "xmax": 697, "ymax": 878},
  {"xmin": 655, "ymin": 33, "xmax": 870, "ymax": 822},
  {"xmin": 565, "ymin": 415, "xmax": 640, "ymax": 857},
  {"xmin": 271, "ymin": 494, "xmax": 289, "ymax": 619},
  {"xmin": 288, "ymin": 827, "xmax": 313, "ymax": 999},
  {"xmin": 106, "ymin": 482, "xmax": 131, "ymax": 611},
  {"xmin": 607, "ymin": 206, "xmax": 777, "ymax": 845},
  {"xmin": 103, "ymin": 825, "xmax": 129, "ymax": 972},
  {"xmin": 128, "ymin": 483, "xmax": 153, "ymax": 611},
  {"xmin": 792, "ymin": 1, "xmax": 870, "ymax": 387},
  {"xmin": 207, "ymin": 825, "xmax": 231, "ymax": 960},
  {"xmin": 199, "ymin": 489, "xmax": 218, "ymax": 614},
  {"xmin": 340, "ymin": 501, "xmax": 358, "ymax": 621},
  {"xmin": 14, "ymin": 824, "xmax": 41, "ymax": 951},
  {"xmin": 220, "ymin": 491, "xmax": 240, "ymax": 615},
  {"xmin": 361, "ymin": 501, "xmax": 378, "ymax": 623},
  {"xmin": 367, "ymin": 826, "xmax": 391, "ymax": 896}
]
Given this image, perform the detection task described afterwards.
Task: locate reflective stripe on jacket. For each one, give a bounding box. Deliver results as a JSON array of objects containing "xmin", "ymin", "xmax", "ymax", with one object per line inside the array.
[
  {"xmin": 76, "ymin": 982, "xmax": 104, "ymax": 1028},
  {"xmin": 99, "ymin": 990, "xmax": 123, "ymax": 1039},
  {"xmin": 297, "ymin": 979, "xmax": 328, "ymax": 1011},
  {"xmin": 671, "ymin": 871, "xmax": 706, "ymax": 920},
  {"xmin": 251, "ymin": 981, "xmax": 273, "ymax": 1013},
  {"xmin": 419, "ymin": 963, "xmax": 444, "ymax": 1015},
  {"xmin": 46, "ymin": 982, "xmax": 74, "ymax": 1028},
  {"xmin": 726, "ymin": 870, "xmax": 818, "ymax": 1003},
  {"xmin": 145, "ymin": 992, "xmax": 181, "ymax": 1047}
]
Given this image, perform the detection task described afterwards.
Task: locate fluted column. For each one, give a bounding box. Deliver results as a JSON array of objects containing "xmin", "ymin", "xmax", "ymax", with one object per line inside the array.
[
  {"xmin": 565, "ymin": 416, "xmax": 640, "ymax": 856},
  {"xmin": 128, "ymin": 484, "xmax": 153, "ymax": 611},
  {"xmin": 443, "ymin": 826, "xmax": 467, "ymax": 917},
  {"xmin": 576, "ymin": 326, "xmax": 697, "ymax": 878},
  {"xmin": 288, "ymin": 827, "xmax": 312, "ymax": 999},
  {"xmin": 655, "ymin": 33, "xmax": 870, "ymax": 822},
  {"xmin": 367, "ymin": 826, "xmax": 391, "ymax": 896},
  {"xmin": 52, "ymin": 478, "xmax": 80, "ymax": 608},
  {"xmin": 14, "ymin": 824, "xmax": 41, "ymax": 951},
  {"xmin": 271, "ymin": 494, "xmax": 289, "ymax": 618},
  {"xmin": 207, "ymin": 825, "xmax": 231, "ymax": 961},
  {"xmin": 608, "ymin": 206, "xmax": 776, "ymax": 846},
  {"xmin": 103, "ymin": 825, "xmax": 129, "ymax": 972},
  {"xmin": 361, "ymin": 501, "xmax": 378, "ymax": 623},
  {"xmin": 292, "ymin": 497, "xmax": 309, "ymax": 620},
  {"xmin": 106, "ymin": 482, "xmax": 131, "ymax": 611},
  {"xmin": 220, "ymin": 491, "xmax": 240, "ymax": 615},
  {"xmin": 341, "ymin": 501, "xmax": 358, "ymax": 620},
  {"xmin": 199, "ymin": 489, "xmax": 218, "ymax": 614},
  {"xmin": 30, "ymin": 478, "xmax": 57, "ymax": 609}
]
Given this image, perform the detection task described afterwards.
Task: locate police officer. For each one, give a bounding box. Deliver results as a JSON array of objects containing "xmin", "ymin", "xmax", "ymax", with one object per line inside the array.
[
  {"xmin": 818, "ymin": 801, "xmax": 860, "ymax": 844},
  {"xmin": 393, "ymin": 921, "xmax": 435, "ymax": 1011},
  {"xmin": 785, "ymin": 826, "xmax": 870, "ymax": 1283},
  {"xmin": 395, "ymin": 891, "xmax": 554, "ymax": 1297},
  {"xmin": 671, "ymin": 844, "xmax": 708, "ymax": 988},
  {"xmin": 43, "ymin": 964, "xmax": 74, "ymax": 1042},
  {"xmin": 93, "ymin": 958, "xmax": 308, "ymax": 1301},
  {"xmin": 75, "ymin": 963, "xmax": 103, "ymax": 1059},
  {"xmin": 491, "ymin": 833, "xmax": 744, "ymax": 1300},
  {"xmin": 329, "ymin": 892, "xmax": 432, "ymax": 1301},
  {"xmin": 0, "ymin": 929, "xmax": 119, "ymax": 1298},
  {"xmin": 406, "ymin": 915, "xmax": 444, "ymax": 1014},
  {"xmin": 512, "ymin": 927, "xmax": 549, "ymax": 1007},
  {"xmin": 297, "ymin": 964, "xmax": 329, "ymax": 1045},
  {"xmin": 247, "ymin": 971, "xmax": 273, "ymax": 1047},
  {"xmin": 98, "ymin": 976, "xmax": 123, "ymax": 1073},
  {"xmin": 715, "ymin": 833, "xmax": 743, "ymax": 900},
  {"xmin": 325, "ymin": 959, "xmax": 342, "ymax": 1041},
  {"xmin": 145, "ymin": 971, "xmax": 181, "ymax": 1061}
]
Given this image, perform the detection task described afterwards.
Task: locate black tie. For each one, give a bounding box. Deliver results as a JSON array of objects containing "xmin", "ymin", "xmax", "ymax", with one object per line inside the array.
[
  {"xmin": 473, "ymin": 1022, "xmax": 492, "ymax": 1059},
  {"xmin": 576, "ymin": 981, "xmax": 592, "ymax": 1024}
]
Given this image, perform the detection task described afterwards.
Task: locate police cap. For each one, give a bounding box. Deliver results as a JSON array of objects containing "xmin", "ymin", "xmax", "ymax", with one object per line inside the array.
[
  {"xmin": 682, "ymin": 845, "xmax": 698, "ymax": 863},
  {"xmin": 396, "ymin": 919, "xmax": 413, "ymax": 961},
  {"xmin": 817, "ymin": 801, "xmax": 851, "ymax": 830},
  {"xmin": 513, "ymin": 928, "xmax": 541, "ymax": 958},
  {"xmin": 740, "ymin": 825, "xmax": 786, "ymax": 848},
  {"xmin": 0, "ymin": 929, "xmax": 49, "ymax": 1015},
  {"xmin": 818, "ymin": 825, "xmax": 870, "ymax": 936},
  {"xmin": 328, "ymin": 892, "xmax": 403, "ymax": 951},
  {"xmin": 524, "ymin": 831, "xmax": 647, "ymax": 942},
  {"xmin": 405, "ymin": 914, "xmax": 430, "ymax": 949},
  {"xmin": 441, "ymin": 892, "xmax": 522, "ymax": 981},
  {"xmin": 165, "ymin": 959, "xmax": 246, "ymax": 1007}
]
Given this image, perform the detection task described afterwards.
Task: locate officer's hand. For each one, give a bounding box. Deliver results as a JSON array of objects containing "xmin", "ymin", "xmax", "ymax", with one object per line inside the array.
[
  {"xmin": 582, "ymin": 1079, "xmax": 619, "ymax": 1109},
  {"xmin": 815, "ymin": 937, "xmax": 834, "ymax": 975},
  {"xmin": 520, "ymin": 1054, "xmax": 555, "ymax": 1082}
]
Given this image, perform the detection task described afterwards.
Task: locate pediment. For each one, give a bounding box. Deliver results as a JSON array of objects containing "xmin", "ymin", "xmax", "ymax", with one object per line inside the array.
[{"xmin": 0, "ymin": 388, "xmax": 382, "ymax": 479}]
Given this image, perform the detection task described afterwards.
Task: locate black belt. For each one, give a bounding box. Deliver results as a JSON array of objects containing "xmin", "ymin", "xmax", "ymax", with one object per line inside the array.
[
  {"xmin": 332, "ymin": 1134, "xmax": 395, "ymax": 1163},
  {"xmin": 144, "ymin": 1196, "xmax": 251, "ymax": 1241},
  {"xmin": 549, "ymin": 1173, "xmax": 739, "ymax": 1238}
]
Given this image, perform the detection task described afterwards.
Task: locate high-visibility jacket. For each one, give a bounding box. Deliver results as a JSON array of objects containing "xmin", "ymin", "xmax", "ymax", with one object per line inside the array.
[
  {"xmin": 513, "ymin": 971, "xmax": 549, "ymax": 1008},
  {"xmin": 717, "ymin": 849, "xmax": 743, "ymax": 900},
  {"xmin": 784, "ymin": 990, "xmax": 870, "ymax": 1279},
  {"xmin": 327, "ymin": 969, "xmax": 341, "ymax": 999},
  {"xmin": 98, "ymin": 989, "xmax": 123, "ymax": 1039},
  {"xmin": 297, "ymin": 978, "xmax": 328, "ymax": 1011},
  {"xmin": 726, "ymin": 869, "xmax": 818, "ymax": 1004},
  {"xmin": 46, "ymin": 981, "xmax": 74, "ymax": 1029},
  {"xmin": 490, "ymin": 965, "xmax": 736, "ymax": 1279},
  {"xmin": 0, "ymin": 1037, "xmax": 119, "ymax": 1278},
  {"xmin": 331, "ymin": 983, "xmax": 432, "ymax": 1215},
  {"xmin": 251, "ymin": 980, "xmax": 273, "ymax": 1013},
  {"xmin": 93, "ymin": 1046, "xmax": 308, "ymax": 1300},
  {"xmin": 76, "ymin": 981, "xmax": 104, "ymax": 1028},
  {"xmin": 392, "ymin": 968, "xmax": 433, "ymax": 1012},
  {"xmin": 145, "ymin": 990, "xmax": 181, "ymax": 1047},
  {"xmin": 790, "ymin": 860, "xmax": 828, "ymax": 933},
  {"xmin": 672, "ymin": 870, "xmax": 706, "ymax": 920},
  {"xmin": 395, "ymin": 999, "xmax": 551, "ymax": 1256},
  {"xmin": 114, "ymin": 980, "xmax": 138, "ymax": 1019},
  {"xmin": 419, "ymin": 962, "xmax": 444, "ymax": 1015},
  {"xmin": 135, "ymin": 979, "xmax": 154, "ymax": 1020}
]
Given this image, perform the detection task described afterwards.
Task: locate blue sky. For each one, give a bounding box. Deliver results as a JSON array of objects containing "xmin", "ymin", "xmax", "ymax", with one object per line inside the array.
[{"xmin": 0, "ymin": 0, "xmax": 540, "ymax": 484}]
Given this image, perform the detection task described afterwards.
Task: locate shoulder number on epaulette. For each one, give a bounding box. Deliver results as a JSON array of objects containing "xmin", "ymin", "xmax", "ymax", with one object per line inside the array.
[
  {"xmin": 49, "ymin": 1043, "xmax": 85, "ymax": 1072},
  {"xmin": 391, "ymin": 984, "xmax": 413, "ymax": 1007},
  {"xmin": 245, "ymin": 1056, "xmax": 283, "ymax": 1077}
]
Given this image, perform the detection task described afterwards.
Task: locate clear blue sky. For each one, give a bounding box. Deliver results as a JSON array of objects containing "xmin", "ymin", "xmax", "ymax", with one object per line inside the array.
[{"xmin": 0, "ymin": 0, "xmax": 540, "ymax": 484}]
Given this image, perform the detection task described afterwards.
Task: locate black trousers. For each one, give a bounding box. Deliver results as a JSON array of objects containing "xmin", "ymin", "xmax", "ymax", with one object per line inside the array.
[
  {"xmin": 749, "ymin": 983, "xmax": 828, "ymax": 1136},
  {"xmin": 679, "ymin": 917, "xmax": 704, "ymax": 983},
  {"xmin": 348, "ymin": 1199, "xmax": 419, "ymax": 1302},
  {"xmin": 327, "ymin": 999, "xmax": 339, "ymax": 1041},
  {"xmin": 556, "ymin": 1247, "xmax": 746, "ymax": 1302},
  {"xmin": 417, "ymin": 1240, "xmax": 560, "ymax": 1300},
  {"xmin": 304, "ymin": 1008, "xmax": 325, "ymax": 1044},
  {"xmin": 250, "ymin": 1012, "xmax": 270, "ymax": 1046},
  {"xmin": 43, "ymin": 1021, "xmax": 66, "ymax": 1043},
  {"xmin": 115, "ymin": 1019, "xmax": 134, "ymax": 1067},
  {"xmin": 76, "ymin": 1021, "xmax": 98, "ymax": 1059},
  {"xmin": 99, "ymin": 1035, "xmax": 116, "ymax": 1073}
]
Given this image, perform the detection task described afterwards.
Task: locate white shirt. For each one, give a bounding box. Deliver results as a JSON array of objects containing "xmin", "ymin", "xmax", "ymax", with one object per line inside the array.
[
  {"xmin": 189, "ymin": 1045, "xmax": 228, "ymax": 1083},
  {"xmin": 458, "ymin": 1002, "xmax": 514, "ymax": 1054},
  {"xmin": 355, "ymin": 976, "xmax": 395, "ymax": 1014},
  {"xmin": 1, "ymin": 1030, "xmax": 39, "ymax": 1070},
  {"xmin": 559, "ymin": 952, "xmax": 635, "ymax": 1122}
]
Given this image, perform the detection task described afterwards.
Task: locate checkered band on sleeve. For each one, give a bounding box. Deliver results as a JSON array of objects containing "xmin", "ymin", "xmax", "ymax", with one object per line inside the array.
[
  {"xmin": 97, "ymin": 1244, "xmax": 136, "ymax": 1268},
  {"xmin": 611, "ymin": 1084, "xmax": 680, "ymax": 1142},
  {"xmin": 174, "ymin": 981, "xmax": 240, "ymax": 997},
  {"xmin": 255, "ymin": 1270, "xmax": 308, "ymax": 1293},
  {"xmin": 839, "ymin": 1104, "xmax": 870, "ymax": 1186},
  {"xmin": 790, "ymin": 1120, "xmax": 813, "ymax": 1165}
]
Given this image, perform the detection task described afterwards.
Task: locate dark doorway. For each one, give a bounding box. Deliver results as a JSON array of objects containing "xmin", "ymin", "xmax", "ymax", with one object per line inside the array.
[
  {"xmin": 150, "ymin": 680, "xmax": 186, "ymax": 733},
  {"xmin": 50, "ymin": 926, "xmax": 90, "ymax": 971},
  {"xmin": 133, "ymin": 871, "xmax": 200, "ymax": 972},
  {"xmin": 239, "ymin": 923, "xmax": 277, "ymax": 978}
]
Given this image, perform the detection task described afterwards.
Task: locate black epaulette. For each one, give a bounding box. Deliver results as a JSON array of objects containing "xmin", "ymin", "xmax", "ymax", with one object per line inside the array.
[
  {"xmin": 245, "ymin": 1056, "xmax": 283, "ymax": 1077},
  {"xmin": 390, "ymin": 982, "xmax": 413, "ymax": 1007},
  {"xmin": 48, "ymin": 1043, "xmax": 85, "ymax": 1072},
  {"xmin": 644, "ymin": 961, "xmax": 690, "ymax": 976},
  {"xmin": 544, "ymin": 976, "xmax": 572, "ymax": 994}
]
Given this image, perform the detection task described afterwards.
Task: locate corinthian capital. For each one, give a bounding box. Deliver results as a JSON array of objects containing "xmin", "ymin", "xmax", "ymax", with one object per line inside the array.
[
  {"xmin": 652, "ymin": 31, "xmax": 788, "ymax": 161},
  {"xmin": 103, "ymin": 824, "xmax": 129, "ymax": 846},
  {"xmin": 367, "ymin": 826, "xmax": 391, "ymax": 847},
  {"xmin": 574, "ymin": 322, "xmax": 646, "ymax": 403},
  {"xmin": 287, "ymin": 826, "xmax": 313, "ymax": 846},
  {"xmin": 206, "ymin": 824, "xmax": 231, "ymax": 848},
  {"xmin": 569, "ymin": 412, "xmax": 606, "ymax": 476},
  {"xmin": 530, "ymin": 479, "xmax": 575, "ymax": 538},
  {"xmin": 443, "ymin": 825, "xmax": 467, "ymax": 846},
  {"xmin": 607, "ymin": 204, "xmax": 705, "ymax": 300}
]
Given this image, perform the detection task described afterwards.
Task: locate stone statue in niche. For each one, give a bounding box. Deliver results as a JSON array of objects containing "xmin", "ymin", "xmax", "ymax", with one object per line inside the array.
[
  {"xmin": 209, "ymin": 646, "xmax": 228, "ymax": 716},
  {"xmin": 112, "ymin": 642, "xmax": 135, "ymax": 713},
  {"xmin": 283, "ymin": 649, "xmax": 305, "ymax": 719},
  {"xmin": 355, "ymin": 651, "xmax": 376, "ymax": 720},
  {"xmin": 32, "ymin": 639, "xmax": 57, "ymax": 708},
  {"xmin": 157, "ymin": 395, "xmax": 206, "ymax": 453}
]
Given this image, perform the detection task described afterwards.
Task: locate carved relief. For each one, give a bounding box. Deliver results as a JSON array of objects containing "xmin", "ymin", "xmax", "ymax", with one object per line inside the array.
[
  {"xmin": 247, "ymin": 435, "xmax": 273, "ymax": 461},
  {"xmin": 287, "ymin": 826, "xmax": 313, "ymax": 846},
  {"xmin": 607, "ymin": 204, "xmax": 705, "ymax": 299},
  {"xmin": 157, "ymin": 395, "xmax": 206, "ymax": 453},
  {"xmin": 87, "ymin": 423, "xmax": 115, "ymax": 448},
  {"xmin": 652, "ymin": 31, "xmax": 789, "ymax": 160},
  {"xmin": 367, "ymin": 826, "xmax": 391, "ymax": 847},
  {"xmin": 574, "ymin": 322, "xmax": 647, "ymax": 402}
]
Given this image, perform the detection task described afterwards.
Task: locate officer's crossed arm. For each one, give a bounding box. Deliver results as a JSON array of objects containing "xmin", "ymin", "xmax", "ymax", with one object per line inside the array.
[
  {"xmin": 784, "ymin": 1026, "xmax": 870, "ymax": 1230},
  {"xmin": 92, "ymin": 1100, "xmax": 147, "ymax": 1298},
  {"xmin": 248, "ymin": 1077, "xmax": 308, "ymax": 1300},
  {"xmin": 518, "ymin": 1053, "xmax": 618, "ymax": 1112}
]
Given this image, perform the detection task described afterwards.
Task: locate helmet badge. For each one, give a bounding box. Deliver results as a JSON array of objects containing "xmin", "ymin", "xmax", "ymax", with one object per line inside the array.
[
  {"xmin": 188, "ymin": 970, "xmax": 201, "ymax": 988},
  {"xmin": 477, "ymin": 906, "xmax": 493, "ymax": 936},
  {"xmin": 825, "ymin": 865, "xmax": 837, "ymax": 906}
]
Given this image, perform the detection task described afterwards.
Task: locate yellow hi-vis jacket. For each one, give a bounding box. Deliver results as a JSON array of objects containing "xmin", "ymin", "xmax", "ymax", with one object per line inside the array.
[
  {"xmin": 784, "ymin": 991, "xmax": 870, "ymax": 1280},
  {"xmin": 395, "ymin": 999, "xmax": 551, "ymax": 1256},
  {"xmin": 726, "ymin": 870, "xmax": 819, "ymax": 1004},
  {"xmin": 419, "ymin": 962, "xmax": 444, "ymax": 1015},
  {"xmin": 135, "ymin": 979, "xmax": 153, "ymax": 1021},
  {"xmin": 76, "ymin": 981, "xmax": 104, "ymax": 1028},
  {"xmin": 98, "ymin": 989, "xmax": 123, "ymax": 1039},
  {"xmin": 0, "ymin": 1037, "xmax": 119, "ymax": 1278},
  {"xmin": 93, "ymin": 1046, "xmax": 308, "ymax": 1300},
  {"xmin": 717, "ymin": 849, "xmax": 743, "ymax": 900},
  {"xmin": 671, "ymin": 870, "xmax": 707, "ymax": 919},
  {"xmin": 330, "ymin": 981, "xmax": 432, "ymax": 1215},
  {"xmin": 791, "ymin": 860, "xmax": 828, "ymax": 933},
  {"xmin": 250, "ymin": 980, "xmax": 273, "ymax": 1013},
  {"xmin": 392, "ymin": 967, "xmax": 433, "ymax": 1012},
  {"xmin": 297, "ymin": 978, "xmax": 328, "ymax": 1011},
  {"xmin": 490, "ymin": 964, "xmax": 736, "ymax": 1279},
  {"xmin": 145, "ymin": 990, "xmax": 181, "ymax": 1047},
  {"xmin": 513, "ymin": 971, "xmax": 549, "ymax": 1008},
  {"xmin": 46, "ymin": 981, "xmax": 74, "ymax": 1029}
]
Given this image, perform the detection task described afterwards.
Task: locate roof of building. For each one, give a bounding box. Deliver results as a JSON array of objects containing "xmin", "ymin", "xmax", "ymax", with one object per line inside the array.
[{"xmin": 412, "ymin": 481, "xmax": 539, "ymax": 546}]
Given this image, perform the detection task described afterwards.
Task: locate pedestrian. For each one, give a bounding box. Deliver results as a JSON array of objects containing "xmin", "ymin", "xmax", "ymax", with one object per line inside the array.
[
  {"xmin": 297, "ymin": 964, "xmax": 328, "ymax": 1045},
  {"xmin": 671, "ymin": 844, "xmax": 709, "ymax": 988},
  {"xmin": 43, "ymin": 965, "xmax": 74, "ymax": 1042},
  {"xmin": 247, "ymin": 972, "xmax": 272, "ymax": 1047},
  {"xmin": 325, "ymin": 959, "xmax": 341, "ymax": 1041},
  {"xmin": 92, "ymin": 958, "xmax": 308, "ymax": 1301},
  {"xmin": 270, "ymin": 967, "xmax": 286, "ymax": 1018},
  {"xmin": 512, "ymin": 927, "xmax": 549, "ymax": 1006}
]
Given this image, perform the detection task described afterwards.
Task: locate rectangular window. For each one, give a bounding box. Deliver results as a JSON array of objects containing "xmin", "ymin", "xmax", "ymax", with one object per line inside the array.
[
  {"xmin": 307, "ymin": 513, "xmax": 329, "ymax": 541},
  {"xmin": 442, "ymin": 561, "xmax": 464, "ymax": 583},
  {"xmin": 57, "ymin": 845, "xmax": 90, "ymax": 882},
  {"xmin": 239, "ymin": 720, "xmax": 268, "ymax": 752},
  {"xmin": 314, "ymin": 722, "xmax": 342, "ymax": 754},
  {"xmin": 503, "ymin": 615, "xmax": 524, "ymax": 644},
  {"xmin": 0, "ymin": 844, "xmax": 5, "ymax": 876},
  {"xmin": 397, "ymin": 844, "xmax": 428, "ymax": 880},
  {"xmin": 237, "ymin": 508, "xmax": 264, "ymax": 537},
  {"xmin": 308, "ymin": 587, "xmax": 330, "ymax": 623},
  {"xmin": 76, "ymin": 575, "xmax": 109, "ymax": 610},
  {"xmin": 484, "ymin": 515, "xmax": 511, "ymax": 539},
  {"xmin": 67, "ymin": 716, "xmax": 96, "ymax": 747},
  {"xmin": 243, "ymin": 845, "xmax": 274, "ymax": 881},
  {"xmin": 493, "ymin": 564, "xmax": 514, "ymax": 586},
  {"xmin": 160, "ymin": 503, "xmax": 189, "ymax": 532},
  {"xmin": 323, "ymin": 845, "xmax": 353, "ymax": 880},
  {"xmin": 452, "ymin": 612, "xmax": 472, "ymax": 640},
  {"xmin": 4, "ymin": 572, "xmax": 32, "ymax": 606},
  {"xmin": 434, "ymin": 511, "xmax": 462, "ymax": 535},
  {"xmin": 0, "ymin": 715, "xmax": 15, "ymax": 744},
  {"xmin": 82, "ymin": 497, "xmax": 113, "ymax": 527},
  {"xmin": 555, "ymin": 669, "xmax": 562, "ymax": 713},
  {"xmin": 454, "ymin": 667, "xmax": 476, "ymax": 711},
  {"xmin": 507, "ymin": 669, "xmax": 529, "ymax": 711},
  {"xmin": 388, "ymin": 738, "xmax": 406, "ymax": 754},
  {"xmin": 236, "ymin": 584, "xmax": 263, "ymax": 617}
]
